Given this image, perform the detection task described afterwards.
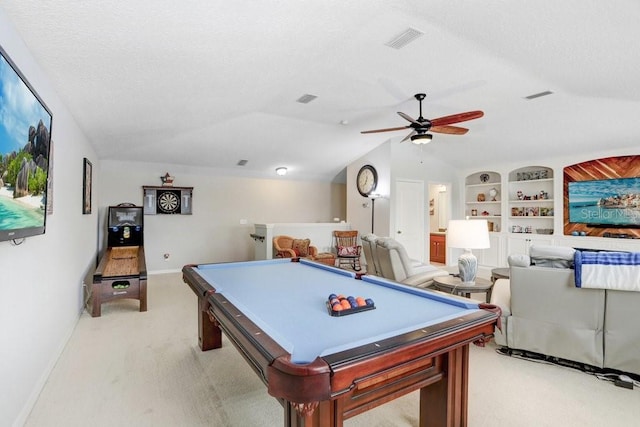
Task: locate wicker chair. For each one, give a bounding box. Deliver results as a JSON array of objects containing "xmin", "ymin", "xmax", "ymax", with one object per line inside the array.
[
  {"xmin": 272, "ymin": 235, "xmax": 318, "ymax": 259},
  {"xmin": 333, "ymin": 230, "xmax": 362, "ymax": 271}
]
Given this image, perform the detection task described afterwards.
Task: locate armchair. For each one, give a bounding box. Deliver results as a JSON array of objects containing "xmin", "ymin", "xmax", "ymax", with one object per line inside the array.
[
  {"xmin": 272, "ymin": 235, "xmax": 318, "ymax": 259},
  {"xmin": 361, "ymin": 233, "xmax": 381, "ymax": 275}
]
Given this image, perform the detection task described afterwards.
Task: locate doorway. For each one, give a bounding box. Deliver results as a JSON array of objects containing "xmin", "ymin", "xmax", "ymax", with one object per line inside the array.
[
  {"xmin": 428, "ymin": 183, "xmax": 451, "ymax": 265},
  {"xmin": 394, "ymin": 179, "xmax": 424, "ymax": 261}
]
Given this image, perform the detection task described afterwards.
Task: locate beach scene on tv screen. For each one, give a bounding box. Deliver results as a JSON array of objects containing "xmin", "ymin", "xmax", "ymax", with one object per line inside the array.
[
  {"xmin": 0, "ymin": 52, "xmax": 51, "ymax": 231},
  {"xmin": 568, "ymin": 178, "xmax": 640, "ymax": 226}
]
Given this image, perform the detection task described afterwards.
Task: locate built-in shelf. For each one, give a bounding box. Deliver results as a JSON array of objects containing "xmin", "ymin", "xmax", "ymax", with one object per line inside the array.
[
  {"xmin": 465, "ymin": 171, "xmax": 502, "ymax": 232},
  {"xmin": 507, "ymin": 166, "xmax": 554, "ymax": 234}
]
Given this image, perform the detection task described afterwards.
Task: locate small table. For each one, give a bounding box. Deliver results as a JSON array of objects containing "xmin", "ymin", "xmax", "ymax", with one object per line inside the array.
[
  {"xmin": 491, "ymin": 267, "xmax": 510, "ymax": 283},
  {"xmin": 432, "ymin": 275, "xmax": 494, "ymax": 303}
]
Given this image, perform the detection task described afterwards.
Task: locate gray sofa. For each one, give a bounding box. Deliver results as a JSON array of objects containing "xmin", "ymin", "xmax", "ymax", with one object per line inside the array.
[{"xmin": 492, "ymin": 245, "xmax": 640, "ymax": 376}]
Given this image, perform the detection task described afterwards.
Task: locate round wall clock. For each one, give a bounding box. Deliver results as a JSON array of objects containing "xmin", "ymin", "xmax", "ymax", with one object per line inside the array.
[
  {"xmin": 480, "ymin": 173, "xmax": 490, "ymax": 183},
  {"xmin": 356, "ymin": 165, "xmax": 378, "ymax": 197}
]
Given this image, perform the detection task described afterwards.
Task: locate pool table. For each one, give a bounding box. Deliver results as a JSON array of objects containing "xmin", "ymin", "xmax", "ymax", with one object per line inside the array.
[{"xmin": 182, "ymin": 258, "xmax": 499, "ymax": 427}]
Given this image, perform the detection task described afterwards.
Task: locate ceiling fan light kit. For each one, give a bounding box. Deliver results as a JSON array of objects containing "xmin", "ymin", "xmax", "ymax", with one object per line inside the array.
[
  {"xmin": 411, "ymin": 133, "xmax": 433, "ymax": 144},
  {"xmin": 361, "ymin": 93, "xmax": 484, "ymax": 142}
]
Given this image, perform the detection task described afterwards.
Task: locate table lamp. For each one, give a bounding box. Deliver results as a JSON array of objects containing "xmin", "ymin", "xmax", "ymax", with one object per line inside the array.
[{"xmin": 447, "ymin": 219, "xmax": 490, "ymax": 284}]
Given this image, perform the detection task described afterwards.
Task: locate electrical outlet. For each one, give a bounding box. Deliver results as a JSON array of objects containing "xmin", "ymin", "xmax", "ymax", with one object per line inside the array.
[{"xmin": 163, "ymin": 253, "xmax": 170, "ymax": 261}]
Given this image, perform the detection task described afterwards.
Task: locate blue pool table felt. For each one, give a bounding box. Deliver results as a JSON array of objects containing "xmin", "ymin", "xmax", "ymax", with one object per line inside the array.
[{"xmin": 195, "ymin": 259, "xmax": 481, "ymax": 364}]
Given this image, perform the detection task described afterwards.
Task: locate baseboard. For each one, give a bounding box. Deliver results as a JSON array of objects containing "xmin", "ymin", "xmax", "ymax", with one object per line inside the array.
[{"xmin": 149, "ymin": 268, "xmax": 182, "ymax": 275}]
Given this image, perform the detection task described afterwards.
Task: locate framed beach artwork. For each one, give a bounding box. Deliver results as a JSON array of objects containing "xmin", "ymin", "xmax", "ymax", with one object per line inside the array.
[{"xmin": 83, "ymin": 158, "xmax": 92, "ymax": 214}]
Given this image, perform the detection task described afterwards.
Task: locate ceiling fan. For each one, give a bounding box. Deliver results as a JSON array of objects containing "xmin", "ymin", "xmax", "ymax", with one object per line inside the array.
[{"xmin": 360, "ymin": 93, "xmax": 484, "ymax": 144}]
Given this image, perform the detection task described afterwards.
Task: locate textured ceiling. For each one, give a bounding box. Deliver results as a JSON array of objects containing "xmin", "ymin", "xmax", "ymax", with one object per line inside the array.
[{"xmin": 2, "ymin": 0, "xmax": 640, "ymax": 181}]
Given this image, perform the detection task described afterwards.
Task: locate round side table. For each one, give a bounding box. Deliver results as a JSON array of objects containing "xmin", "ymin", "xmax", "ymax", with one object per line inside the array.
[
  {"xmin": 490, "ymin": 267, "xmax": 510, "ymax": 283},
  {"xmin": 432, "ymin": 276, "xmax": 494, "ymax": 303}
]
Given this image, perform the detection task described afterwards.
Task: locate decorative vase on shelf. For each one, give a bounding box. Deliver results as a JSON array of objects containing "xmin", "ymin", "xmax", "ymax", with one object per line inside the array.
[{"xmin": 489, "ymin": 187, "xmax": 498, "ymax": 201}]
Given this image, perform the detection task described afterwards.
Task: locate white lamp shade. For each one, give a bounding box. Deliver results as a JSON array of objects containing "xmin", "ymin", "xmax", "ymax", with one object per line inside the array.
[{"xmin": 447, "ymin": 219, "xmax": 490, "ymax": 249}]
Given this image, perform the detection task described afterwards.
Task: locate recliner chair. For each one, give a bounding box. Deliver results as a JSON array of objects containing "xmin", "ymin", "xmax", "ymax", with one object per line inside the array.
[
  {"xmin": 361, "ymin": 233, "xmax": 381, "ymax": 275},
  {"xmin": 375, "ymin": 237, "xmax": 449, "ymax": 288}
]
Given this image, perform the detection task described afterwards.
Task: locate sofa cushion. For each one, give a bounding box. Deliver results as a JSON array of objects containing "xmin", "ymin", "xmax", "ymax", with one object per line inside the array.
[
  {"xmin": 508, "ymin": 254, "xmax": 531, "ymax": 267},
  {"xmin": 529, "ymin": 245, "xmax": 575, "ymax": 268},
  {"xmin": 292, "ymin": 238, "xmax": 311, "ymax": 257}
]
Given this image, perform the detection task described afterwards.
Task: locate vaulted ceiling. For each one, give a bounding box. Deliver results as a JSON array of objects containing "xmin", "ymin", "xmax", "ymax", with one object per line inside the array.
[{"xmin": 3, "ymin": 1, "xmax": 640, "ymax": 181}]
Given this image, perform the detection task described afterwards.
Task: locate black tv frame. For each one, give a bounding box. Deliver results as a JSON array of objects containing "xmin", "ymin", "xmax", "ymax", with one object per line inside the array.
[{"xmin": 0, "ymin": 44, "xmax": 53, "ymax": 243}]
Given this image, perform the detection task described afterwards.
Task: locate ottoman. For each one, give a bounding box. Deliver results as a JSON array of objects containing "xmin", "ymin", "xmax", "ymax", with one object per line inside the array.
[{"xmin": 314, "ymin": 252, "xmax": 336, "ymax": 266}]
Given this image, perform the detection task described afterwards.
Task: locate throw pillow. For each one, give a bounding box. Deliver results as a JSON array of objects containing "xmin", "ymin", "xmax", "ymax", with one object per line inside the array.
[
  {"xmin": 292, "ymin": 239, "xmax": 310, "ymax": 257},
  {"xmin": 338, "ymin": 245, "xmax": 358, "ymax": 256}
]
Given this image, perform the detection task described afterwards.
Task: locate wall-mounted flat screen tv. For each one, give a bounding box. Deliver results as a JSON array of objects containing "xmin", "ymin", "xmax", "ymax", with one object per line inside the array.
[
  {"xmin": 568, "ymin": 177, "xmax": 640, "ymax": 227},
  {"xmin": 0, "ymin": 45, "xmax": 53, "ymax": 242}
]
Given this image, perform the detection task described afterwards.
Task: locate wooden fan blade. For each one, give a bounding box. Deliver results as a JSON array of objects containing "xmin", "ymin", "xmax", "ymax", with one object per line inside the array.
[
  {"xmin": 361, "ymin": 125, "xmax": 410, "ymax": 134},
  {"xmin": 430, "ymin": 110, "xmax": 484, "ymax": 127},
  {"xmin": 397, "ymin": 111, "xmax": 420, "ymax": 125},
  {"xmin": 400, "ymin": 130, "xmax": 417, "ymax": 142},
  {"xmin": 431, "ymin": 125, "xmax": 469, "ymax": 135}
]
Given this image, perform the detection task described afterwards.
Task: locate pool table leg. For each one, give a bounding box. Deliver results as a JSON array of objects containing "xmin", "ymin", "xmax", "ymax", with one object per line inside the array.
[
  {"xmin": 198, "ymin": 298, "xmax": 222, "ymax": 351},
  {"xmin": 283, "ymin": 399, "xmax": 340, "ymax": 427},
  {"xmin": 420, "ymin": 345, "xmax": 469, "ymax": 427}
]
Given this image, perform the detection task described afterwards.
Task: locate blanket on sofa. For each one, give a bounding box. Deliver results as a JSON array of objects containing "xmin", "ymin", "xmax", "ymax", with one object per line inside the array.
[{"xmin": 574, "ymin": 250, "xmax": 640, "ymax": 291}]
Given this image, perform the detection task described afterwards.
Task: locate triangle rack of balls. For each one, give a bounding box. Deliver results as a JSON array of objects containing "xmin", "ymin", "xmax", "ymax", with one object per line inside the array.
[{"xmin": 327, "ymin": 293, "xmax": 375, "ymax": 317}]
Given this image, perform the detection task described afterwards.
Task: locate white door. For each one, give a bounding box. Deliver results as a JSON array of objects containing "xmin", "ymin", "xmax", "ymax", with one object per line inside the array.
[{"xmin": 394, "ymin": 179, "xmax": 425, "ymax": 261}]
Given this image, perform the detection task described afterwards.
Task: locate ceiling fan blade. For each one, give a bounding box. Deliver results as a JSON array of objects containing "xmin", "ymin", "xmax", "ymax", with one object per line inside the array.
[
  {"xmin": 430, "ymin": 110, "xmax": 484, "ymax": 127},
  {"xmin": 397, "ymin": 111, "xmax": 421, "ymax": 125},
  {"xmin": 361, "ymin": 125, "xmax": 410, "ymax": 134},
  {"xmin": 400, "ymin": 130, "xmax": 417, "ymax": 142},
  {"xmin": 430, "ymin": 125, "xmax": 469, "ymax": 135}
]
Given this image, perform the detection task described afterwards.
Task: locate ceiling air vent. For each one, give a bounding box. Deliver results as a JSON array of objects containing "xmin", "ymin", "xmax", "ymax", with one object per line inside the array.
[
  {"xmin": 385, "ymin": 27, "xmax": 424, "ymax": 49},
  {"xmin": 525, "ymin": 90, "xmax": 554, "ymax": 100},
  {"xmin": 296, "ymin": 94, "xmax": 318, "ymax": 104}
]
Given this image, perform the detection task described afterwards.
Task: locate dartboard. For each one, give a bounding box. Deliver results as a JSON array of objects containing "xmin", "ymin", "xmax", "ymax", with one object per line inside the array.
[{"xmin": 157, "ymin": 191, "xmax": 180, "ymax": 214}]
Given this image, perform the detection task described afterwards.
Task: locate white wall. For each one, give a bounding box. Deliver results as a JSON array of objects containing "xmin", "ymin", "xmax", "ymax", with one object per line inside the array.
[
  {"xmin": 346, "ymin": 142, "xmax": 392, "ymax": 238},
  {"xmin": 99, "ymin": 161, "xmax": 346, "ymax": 272},
  {"xmin": 346, "ymin": 141, "xmax": 459, "ymax": 262},
  {"xmin": 0, "ymin": 9, "xmax": 98, "ymax": 426}
]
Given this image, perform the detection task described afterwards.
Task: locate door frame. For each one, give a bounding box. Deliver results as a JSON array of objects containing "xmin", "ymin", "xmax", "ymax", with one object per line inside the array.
[{"xmin": 394, "ymin": 179, "xmax": 425, "ymax": 262}]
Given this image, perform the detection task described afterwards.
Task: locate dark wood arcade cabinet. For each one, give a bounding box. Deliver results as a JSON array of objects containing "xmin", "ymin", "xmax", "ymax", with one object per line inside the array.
[{"xmin": 88, "ymin": 204, "xmax": 147, "ymax": 317}]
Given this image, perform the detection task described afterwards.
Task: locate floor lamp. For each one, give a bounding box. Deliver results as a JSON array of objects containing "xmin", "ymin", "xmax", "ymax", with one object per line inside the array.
[
  {"xmin": 369, "ymin": 193, "xmax": 380, "ymax": 233},
  {"xmin": 447, "ymin": 219, "xmax": 490, "ymax": 284}
]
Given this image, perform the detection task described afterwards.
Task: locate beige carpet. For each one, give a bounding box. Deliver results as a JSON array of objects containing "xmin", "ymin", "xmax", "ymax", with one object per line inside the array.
[{"xmin": 24, "ymin": 273, "xmax": 639, "ymax": 426}]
